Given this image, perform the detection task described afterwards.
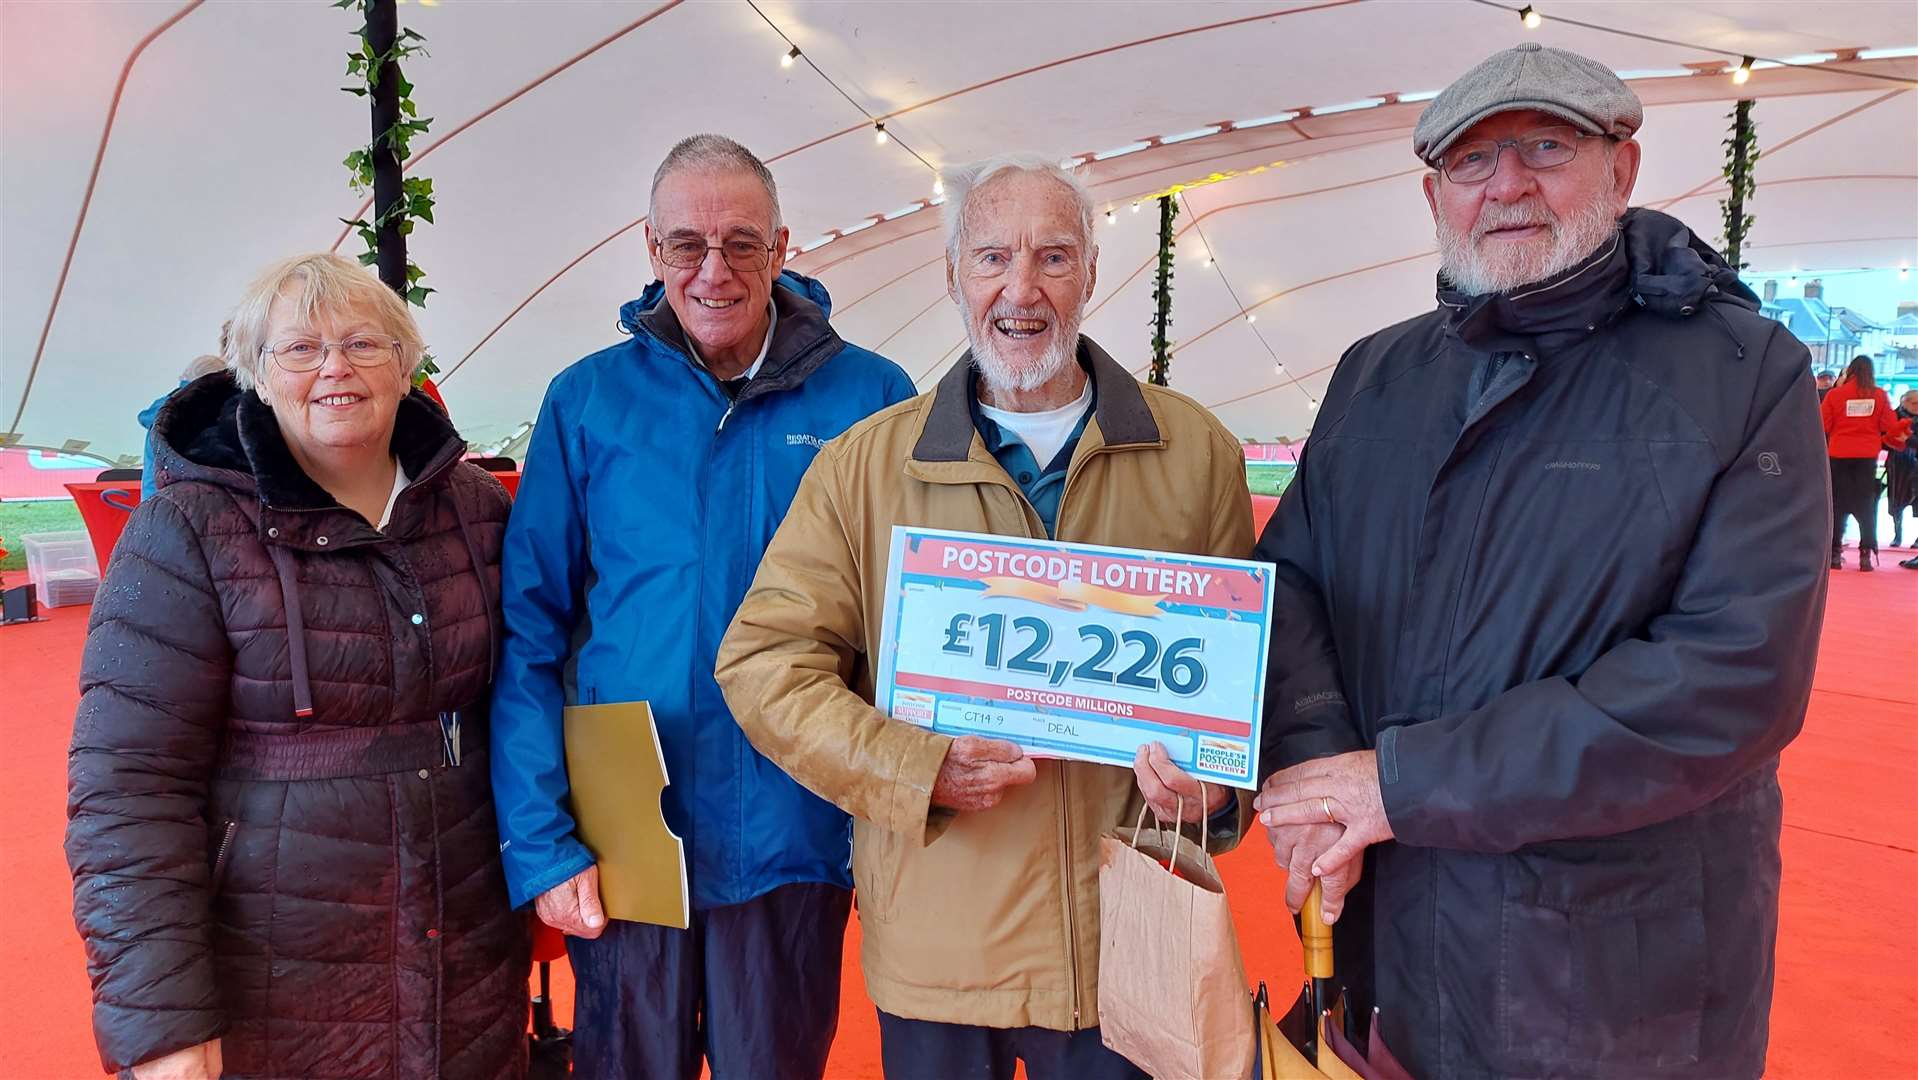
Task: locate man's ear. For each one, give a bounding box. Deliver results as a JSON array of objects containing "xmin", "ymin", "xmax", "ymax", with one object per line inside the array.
[
  {"xmin": 1609, "ymin": 138, "xmax": 1642, "ymax": 210},
  {"xmin": 1421, "ymin": 171, "xmax": 1441, "ymax": 223},
  {"xmin": 946, "ymin": 258, "xmax": 959, "ymax": 304}
]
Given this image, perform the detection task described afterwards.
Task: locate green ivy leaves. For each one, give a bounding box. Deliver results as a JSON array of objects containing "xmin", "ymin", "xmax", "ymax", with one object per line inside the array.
[
  {"xmin": 1148, "ymin": 195, "xmax": 1179, "ymax": 387},
  {"xmin": 339, "ymin": 0, "xmax": 435, "ymax": 313},
  {"xmin": 1719, "ymin": 100, "xmax": 1759, "ymax": 272}
]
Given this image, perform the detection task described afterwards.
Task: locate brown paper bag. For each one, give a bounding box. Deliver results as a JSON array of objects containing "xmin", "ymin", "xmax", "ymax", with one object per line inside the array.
[{"xmin": 1099, "ymin": 795, "xmax": 1254, "ymax": 1080}]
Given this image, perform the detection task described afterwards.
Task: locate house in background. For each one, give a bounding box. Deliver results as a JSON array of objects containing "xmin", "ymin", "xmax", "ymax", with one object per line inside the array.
[{"xmin": 1760, "ymin": 278, "xmax": 1864, "ymax": 369}]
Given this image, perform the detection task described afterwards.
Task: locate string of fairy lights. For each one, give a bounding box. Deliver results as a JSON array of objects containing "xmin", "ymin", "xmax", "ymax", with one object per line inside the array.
[
  {"xmin": 1177, "ymin": 192, "xmax": 1321, "ymax": 413},
  {"xmin": 754, "ymin": 0, "xmax": 1915, "ymax": 406}
]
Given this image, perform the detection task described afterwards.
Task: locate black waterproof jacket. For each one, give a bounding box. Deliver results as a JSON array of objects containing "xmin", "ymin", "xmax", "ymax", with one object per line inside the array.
[{"xmin": 1258, "ymin": 209, "xmax": 1829, "ymax": 1079}]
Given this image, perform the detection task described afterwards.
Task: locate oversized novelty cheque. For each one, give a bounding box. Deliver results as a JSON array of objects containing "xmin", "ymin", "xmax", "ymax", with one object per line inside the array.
[{"xmin": 875, "ymin": 526, "xmax": 1274, "ymax": 789}]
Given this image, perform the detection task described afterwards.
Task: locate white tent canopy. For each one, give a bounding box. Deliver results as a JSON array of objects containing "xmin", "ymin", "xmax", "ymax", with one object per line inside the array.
[{"xmin": 4, "ymin": 0, "xmax": 1915, "ymax": 461}]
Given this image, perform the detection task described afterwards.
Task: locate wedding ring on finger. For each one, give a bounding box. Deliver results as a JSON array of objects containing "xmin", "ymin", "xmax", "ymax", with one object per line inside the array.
[{"xmin": 1321, "ymin": 795, "xmax": 1335, "ymax": 824}]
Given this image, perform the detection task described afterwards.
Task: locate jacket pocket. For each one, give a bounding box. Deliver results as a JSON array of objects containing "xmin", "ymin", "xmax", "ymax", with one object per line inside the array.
[
  {"xmin": 1496, "ymin": 827, "xmax": 1706, "ymax": 1071},
  {"xmin": 208, "ymin": 819, "xmax": 239, "ymax": 897},
  {"xmin": 851, "ymin": 823, "xmax": 905, "ymax": 924}
]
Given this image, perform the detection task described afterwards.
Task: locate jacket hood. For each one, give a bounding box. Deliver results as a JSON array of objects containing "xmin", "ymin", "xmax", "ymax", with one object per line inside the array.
[
  {"xmin": 149, "ymin": 370, "xmax": 469, "ymax": 510},
  {"xmin": 1441, "ymin": 207, "xmax": 1759, "ymax": 349},
  {"xmin": 619, "ymin": 268, "xmax": 834, "ymax": 331}
]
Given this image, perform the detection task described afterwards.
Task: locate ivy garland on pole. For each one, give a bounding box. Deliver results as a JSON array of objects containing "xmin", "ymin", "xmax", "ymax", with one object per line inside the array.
[
  {"xmin": 336, "ymin": 0, "xmax": 438, "ymax": 382},
  {"xmin": 1148, "ymin": 195, "xmax": 1178, "ymax": 387},
  {"xmin": 1719, "ymin": 99, "xmax": 1758, "ymax": 273}
]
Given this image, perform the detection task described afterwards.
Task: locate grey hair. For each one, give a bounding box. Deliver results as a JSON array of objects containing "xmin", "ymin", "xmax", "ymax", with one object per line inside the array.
[
  {"xmin": 940, "ymin": 153, "xmax": 1096, "ymax": 266},
  {"xmin": 650, "ymin": 133, "xmax": 782, "ymax": 233},
  {"xmin": 222, "ymin": 253, "xmax": 425, "ymax": 392}
]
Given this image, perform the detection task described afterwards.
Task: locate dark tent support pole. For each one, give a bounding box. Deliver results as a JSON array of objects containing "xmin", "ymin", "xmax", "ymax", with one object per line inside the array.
[{"xmin": 366, "ymin": 0, "xmax": 407, "ymax": 297}]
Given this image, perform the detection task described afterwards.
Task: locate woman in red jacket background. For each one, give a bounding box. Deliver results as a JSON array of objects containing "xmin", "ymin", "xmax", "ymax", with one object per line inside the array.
[{"xmin": 1821, "ymin": 354, "xmax": 1912, "ymax": 570}]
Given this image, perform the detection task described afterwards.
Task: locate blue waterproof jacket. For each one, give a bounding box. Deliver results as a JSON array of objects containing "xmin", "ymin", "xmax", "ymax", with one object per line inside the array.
[{"xmin": 490, "ymin": 271, "xmax": 915, "ymax": 910}]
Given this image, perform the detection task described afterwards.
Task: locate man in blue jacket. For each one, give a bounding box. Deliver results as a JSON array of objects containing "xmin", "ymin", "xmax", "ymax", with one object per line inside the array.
[
  {"xmin": 1252, "ymin": 46, "xmax": 1827, "ymax": 1078},
  {"xmin": 490, "ymin": 134, "xmax": 915, "ymax": 1080}
]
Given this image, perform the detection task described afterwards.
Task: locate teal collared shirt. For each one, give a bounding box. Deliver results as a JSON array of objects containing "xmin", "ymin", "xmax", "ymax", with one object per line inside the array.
[{"xmin": 967, "ymin": 371, "xmax": 1096, "ymax": 538}]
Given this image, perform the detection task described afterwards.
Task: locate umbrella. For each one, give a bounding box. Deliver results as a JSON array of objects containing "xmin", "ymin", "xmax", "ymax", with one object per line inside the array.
[{"xmin": 1251, "ymin": 882, "xmax": 1414, "ymax": 1080}]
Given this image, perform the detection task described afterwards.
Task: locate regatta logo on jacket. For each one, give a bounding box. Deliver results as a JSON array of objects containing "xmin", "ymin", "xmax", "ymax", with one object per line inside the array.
[
  {"xmin": 786, "ymin": 432, "xmax": 827, "ymax": 448},
  {"xmin": 1545, "ymin": 460, "xmax": 1603, "ymax": 471}
]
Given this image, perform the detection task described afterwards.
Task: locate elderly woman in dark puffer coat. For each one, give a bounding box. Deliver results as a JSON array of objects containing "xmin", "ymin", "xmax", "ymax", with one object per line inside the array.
[{"xmin": 65, "ymin": 253, "xmax": 529, "ymax": 1080}]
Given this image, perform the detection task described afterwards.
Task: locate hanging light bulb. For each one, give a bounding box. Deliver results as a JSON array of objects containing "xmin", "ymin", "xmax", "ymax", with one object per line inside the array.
[
  {"xmin": 1901, "ymin": 266, "xmax": 1911, "ymax": 281},
  {"xmin": 1519, "ymin": 5, "xmax": 1541, "ymax": 30},
  {"xmin": 1788, "ymin": 274, "xmax": 1800, "ymax": 287},
  {"xmin": 932, "ymin": 176, "xmax": 944, "ymax": 196},
  {"xmin": 782, "ymin": 46, "xmax": 800, "ymax": 68},
  {"xmin": 1732, "ymin": 56, "xmax": 1753, "ymax": 85},
  {"xmin": 874, "ymin": 122, "xmax": 888, "ymax": 145},
  {"xmin": 1203, "ymin": 256, "xmax": 1214, "ymax": 267},
  {"xmin": 1307, "ymin": 398, "xmax": 1320, "ymax": 411},
  {"xmin": 1245, "ymin": 313, "xmax": 1257, "ymax": 325},
  {"xmin": 1104, "ymin": 207, "xmax": 1116, "ymax": 224},
  {"xmin": 1131, "ymin": 202, "xmax": 1142, "ymax": 213}
]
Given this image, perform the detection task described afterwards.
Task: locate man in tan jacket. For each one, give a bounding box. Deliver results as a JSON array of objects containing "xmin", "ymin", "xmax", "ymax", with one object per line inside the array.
[{"xmin": 716, "ymin": 154, "xmax": 1254, "ymax": 1080}]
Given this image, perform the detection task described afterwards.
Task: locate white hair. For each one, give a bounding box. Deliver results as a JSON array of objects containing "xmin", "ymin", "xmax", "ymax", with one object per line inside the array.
[
  {"xmin": 940, "ymin": 153, "xmax": 1096, "ymax": 267},
  {"xmin": 650, "ymin": 133, "xmax": 782, "ymax": 233}
]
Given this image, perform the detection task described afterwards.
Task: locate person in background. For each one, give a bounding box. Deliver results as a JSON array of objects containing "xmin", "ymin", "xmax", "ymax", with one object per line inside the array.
[
  {"xmin": 489, "ymin": 133, "xmax": 915, "ymax": 1080},
  {"xmin": 1885, "ymin": 387, "xmax": 1917, "ymax": 556},
  {"xmin": 67, "ymin": 253, "xmax": 528, "ymax": 1079},
  {"xmin": 1815, "ymin": 369, "xmax": 1836, "ymax": 399},
  {"xmin": 1821, "ymin": 355, "xmax": 1911, "ymax": 571},
  {"xmin": 138, "ymin": 351, "xmax": 229, "ymax": 499}
]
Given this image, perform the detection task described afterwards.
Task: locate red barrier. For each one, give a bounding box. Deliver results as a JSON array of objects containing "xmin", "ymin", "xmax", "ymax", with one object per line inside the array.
[
  {"xmin": 1251, "ymin": 493, "xmax": 1278, "ymax": 536},
  {"xmin": 65, "ymin": 482, "xmax": 139, "ymax": 573}
]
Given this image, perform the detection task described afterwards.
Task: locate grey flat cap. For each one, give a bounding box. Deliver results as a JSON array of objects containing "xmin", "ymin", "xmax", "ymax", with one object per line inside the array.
[{"xmin": 1413, "ymin": 42, "xmax": 1643, "ymax": 163}]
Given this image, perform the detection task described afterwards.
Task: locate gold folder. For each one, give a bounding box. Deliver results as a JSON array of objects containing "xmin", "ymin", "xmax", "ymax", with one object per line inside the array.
[{"xmin": 561, "ymin": 700, "xmax": 689, "ymax": 929}]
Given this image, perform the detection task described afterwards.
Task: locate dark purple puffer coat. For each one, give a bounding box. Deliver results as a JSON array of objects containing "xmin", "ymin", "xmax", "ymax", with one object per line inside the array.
[{"xmin": 66, "ymin": 373, "xmax": 529, "ymax": 1078}]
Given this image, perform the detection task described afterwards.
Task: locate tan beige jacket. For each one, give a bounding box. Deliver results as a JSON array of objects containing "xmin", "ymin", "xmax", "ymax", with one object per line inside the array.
[{"xmin": 716, "ymin": 338, "xmax": 1254, "ymax": 1031}]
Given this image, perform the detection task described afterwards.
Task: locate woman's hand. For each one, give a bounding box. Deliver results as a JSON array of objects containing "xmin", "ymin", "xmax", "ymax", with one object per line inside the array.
[{"xmin": 130, "ymin": 1039, "xmax": 221, "ymax": 1079}]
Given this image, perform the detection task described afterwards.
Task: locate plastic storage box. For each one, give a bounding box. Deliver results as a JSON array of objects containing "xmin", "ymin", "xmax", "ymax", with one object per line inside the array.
[{"xmin": 22, "ymin": 530, "xmax": 101, "ymax": 608}]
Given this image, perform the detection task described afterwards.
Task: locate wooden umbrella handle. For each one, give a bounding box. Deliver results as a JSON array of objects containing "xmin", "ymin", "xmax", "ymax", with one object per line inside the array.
[{"xmin": 1302, "ymin": 879, "xmax": 1334, "ymax": 979}]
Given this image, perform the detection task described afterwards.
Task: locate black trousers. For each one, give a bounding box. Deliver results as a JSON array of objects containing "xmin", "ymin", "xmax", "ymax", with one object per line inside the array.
[
  {"xmin": 876, "ymin": 1011, "xmax": 1148, "ymax": 1080},
  {"xmin": 566, "ymin": 882, "xmax": 851, "ymax": 1080},
  {"xmin": 1830, "ymin": 457, "xmax": 1880, "ymax": 553}
]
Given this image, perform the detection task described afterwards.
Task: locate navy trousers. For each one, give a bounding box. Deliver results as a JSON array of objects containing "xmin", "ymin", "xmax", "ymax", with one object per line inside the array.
[
  {"xmin": 567, "ymin": 881, "xmax": 852, "ymax": 1080},
  {"xmin": 876, "ymin": 1011, "xmax": 1148, "ymax": 1080}
]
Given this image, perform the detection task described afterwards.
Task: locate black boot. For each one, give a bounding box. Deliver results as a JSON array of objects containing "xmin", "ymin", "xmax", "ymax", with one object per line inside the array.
[
  {"xmin": 1831, "ymin": 548, "xmax": 1844, "ymax": 570},
  {"xmin": 1900, "ymin": 553, "xmax": 1918, "ymax": 569},
  {"xmin": 1860, "ymin": 549, "xmax": 1876, "ymax": 572}
]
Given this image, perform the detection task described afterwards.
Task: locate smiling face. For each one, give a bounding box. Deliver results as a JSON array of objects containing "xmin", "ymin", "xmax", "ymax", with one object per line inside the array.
[
  {"xmin": 947, "ymin": 169, "xmax": 1097, "ymax": 397},
  {"xmin": 1424, "ymin": 108, "xmax": 1640, "ymax": 295},
  {"xmin": 646, "ymin": 167, "xmax": 788, "ymax": 370},
  {"xmin": 255, "ymin": 290, "xmax": 409, "ymax": 462}
]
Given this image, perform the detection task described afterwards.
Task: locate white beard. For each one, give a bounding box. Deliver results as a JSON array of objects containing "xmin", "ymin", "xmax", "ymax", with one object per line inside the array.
[
  {"xmin": 964, "ymin": 298, "xmax": 1082, "ymax": 394},
  {"xmin": 1437, "ymin": 196, "xmax": 1621, "ymax": 296}
]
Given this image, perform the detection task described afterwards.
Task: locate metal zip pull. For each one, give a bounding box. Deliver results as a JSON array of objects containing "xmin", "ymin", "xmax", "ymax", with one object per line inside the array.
[{"xmin": 439, "ymin": 709, "xmax": 462, "ymax": 767}]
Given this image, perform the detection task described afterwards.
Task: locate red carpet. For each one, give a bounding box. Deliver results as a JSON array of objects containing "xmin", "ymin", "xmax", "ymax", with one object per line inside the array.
[{"xmin": 4, "ymin": 563, "xmax": 1913, "ymax": 1078}]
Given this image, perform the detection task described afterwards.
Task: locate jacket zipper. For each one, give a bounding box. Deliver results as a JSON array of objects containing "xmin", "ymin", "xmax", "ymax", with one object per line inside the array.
[
  {"xmin": 210, "ymin": 819, "xmax": 238, "ymax": 894},
  {"xmin": 984, "ymin": 434, "xmax": 1120, "ymax": 1029}
]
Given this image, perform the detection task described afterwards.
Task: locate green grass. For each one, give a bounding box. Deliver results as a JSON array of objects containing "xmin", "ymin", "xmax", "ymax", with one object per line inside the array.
[
  {"xmin": 0, "ymin": 500, "xmax": 85, "ymax": 573},
  {"xmin": 1245, "ymin": 463, "xmax": 1296, "ymax": 498}
]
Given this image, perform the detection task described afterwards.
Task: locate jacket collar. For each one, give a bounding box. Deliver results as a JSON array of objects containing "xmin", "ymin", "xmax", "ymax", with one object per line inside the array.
[
  {"xmin": 628, "ymin": 273, "xmax": 846, "ymax": 401},
  {"xmin": 911, "ymin": 335, "xmax": 1160, "ymax": 464},
  {"xmin": 1436, "ymin": 207, "xmax": 1759, "ymax": 354},
  {"xmin": 153, "ymin": 371, "xmax": 468, "ymax": 543}
]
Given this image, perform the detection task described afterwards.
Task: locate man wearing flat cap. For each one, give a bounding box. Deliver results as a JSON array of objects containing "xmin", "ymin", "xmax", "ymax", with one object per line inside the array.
[{"xmin": 1253, "ymin": 43, "xmax": 1827, "ymax": 1077}]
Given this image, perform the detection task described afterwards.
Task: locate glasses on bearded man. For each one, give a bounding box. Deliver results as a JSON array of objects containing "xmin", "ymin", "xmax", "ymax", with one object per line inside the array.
[{"xmin": 1437, "ymin": 125, "xmax": 1610, "ymax": 184}]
